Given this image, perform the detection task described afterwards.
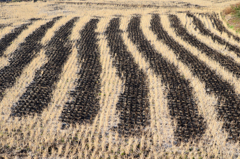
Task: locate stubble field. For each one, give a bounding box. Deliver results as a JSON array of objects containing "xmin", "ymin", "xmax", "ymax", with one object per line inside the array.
[{"xmin": 1, "ymin": 0, "xmax": 240, "ymax": 158}]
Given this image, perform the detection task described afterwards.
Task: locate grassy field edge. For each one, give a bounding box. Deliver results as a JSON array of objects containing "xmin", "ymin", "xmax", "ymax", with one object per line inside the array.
[{"xmin": 221, "ymin": 2, "xmax": 240, "ymax": 34}]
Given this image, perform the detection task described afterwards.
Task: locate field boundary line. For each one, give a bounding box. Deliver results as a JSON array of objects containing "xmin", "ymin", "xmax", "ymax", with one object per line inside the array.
[
  {"xmin": 217, "ymin": 11, "xmax": 240, "ymax": 41},
  {"xmin": 188, "ymin": 13, "xmax": 240, "ymax": 58},
  {"xmin": 172, "ymin": 14, "xmax": 240, "ymax": 80},
  {"xmin": 55, "ymin": 1, "xmax": 203, "ymax": 9}
]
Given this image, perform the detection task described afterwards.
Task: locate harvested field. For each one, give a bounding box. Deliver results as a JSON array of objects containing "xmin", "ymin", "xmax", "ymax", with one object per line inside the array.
[
  {"xmin": 1, "ymin": 0, "xmax": 240, "ymax": 158},
  {"xmin": 0, "ymin": 22, "xmax": 32, "ymax": 57},
  {"xmin": 128, "ymin": 16, "xmax": 205, "ymax": 143},
  {"xmin": 106, "ymin": 17, "xmax": 150, "ymax": 137},
  {"xmin": 61, "ymin": 18, "xmax": 102, "ymax": 126}
]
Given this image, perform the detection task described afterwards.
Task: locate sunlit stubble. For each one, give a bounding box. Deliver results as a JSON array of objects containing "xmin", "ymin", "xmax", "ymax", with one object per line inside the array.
[
  {"xmin": 95, "ymin": 16, "xmax": 124, "ymax": 153},
  {"xmin": 40, "ymin": 17, "xmax": 90, "ymax": 136},
  {"xmin": 121, "ymin": 16, "xmax": 175, "ymax": 149},
  {"xmin": 142, "ymin": 14, "xmax": 229, "ymax": 150},
  {"xmin": 182, "ymin": 13, "xmax": 240, "ymax": 64},
  {"xmin": 165, "ymin": 14, "xmax": 240, "ymax": 94}
]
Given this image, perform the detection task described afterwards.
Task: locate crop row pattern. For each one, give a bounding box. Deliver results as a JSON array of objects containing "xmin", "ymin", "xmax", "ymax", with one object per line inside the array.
[
  {"xmin": 61, "ymin": 19, "xmax": 102, "ymax": 126},
  {"xmin": 11, "ymin": 17, "xmax": 78, "ymax": 117},
  {"xmin": 128, "ymin": 16, "xmax": 206, "ymax": 142},
  {"xmin": 0, "ymin": 17, "xmax": 61, "ymax": 102},
  {"xmin": 151, "ymin": 14, "xmax": 240, "ymax": 141},
  {"xmin": 106, "ymin": 18, "xmax": 150, "ymax": 136}
]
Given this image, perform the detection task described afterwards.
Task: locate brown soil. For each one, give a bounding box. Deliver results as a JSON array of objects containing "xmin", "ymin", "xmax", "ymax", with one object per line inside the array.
[{"xmin": 221, "ymin": 2, "xmax": 240, "ymax": 33}]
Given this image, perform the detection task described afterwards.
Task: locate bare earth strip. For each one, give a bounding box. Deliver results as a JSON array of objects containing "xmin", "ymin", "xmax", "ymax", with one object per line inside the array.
[
  {"xmin": 0, "ymin": 21, "xmax": 31, "ymax": 40},
  {"xmin": 0, "ymin": 17, "xmax": 60, "ymax": 102},
  {"xmin": 87, "ymin": 17, "xmax": 124, "ymax": 158},
  {"xmin": 3, "ymin": 20, "xmax": 49, "ymax": 58},
  {"xmin": 0, "ymin": 22, "xmax": 32, "ymax": 57},
  {"xmin": 60, "ymin": 18, "xmax": 102, "ymax": 126},
  {"xmin": 0, "ymin": 50, "xmax": 47, "ymax": 120},
  {"xmin": 40, "ymin": 17, "xmax": 102, "ymax": 158},
  {"xmin": 161, "ymin": 15, "xmax": 240, "ymax": 95},
  {"xmin": 40, "ymin": 15, "xmax": 76, "ymax": 45},
  {"xmin": 42, "ymin": 15, "xmax": 93, "ymax": 131},
  {"xmin": 39, "ymin": 16, "xmax": 88, "ymax": 138},
  {"xmin": 2, "ymin": 1, "xmax": 240, "ymax": 158},
  {"xmin": 0, "ymin": 50, "xmax": 48, "ymax": 152},
  {"xmin": 0, "ymin": 16, "xmax": 86, "ymax": 158}
]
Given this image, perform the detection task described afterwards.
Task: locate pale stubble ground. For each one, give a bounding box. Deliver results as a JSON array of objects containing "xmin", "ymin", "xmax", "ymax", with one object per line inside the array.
[{"xmin": 1, "ymin": 0, "xmax": 240, "ymax": 158}]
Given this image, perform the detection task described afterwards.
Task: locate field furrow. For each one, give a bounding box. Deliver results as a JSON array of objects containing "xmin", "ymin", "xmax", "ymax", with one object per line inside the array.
[
  {"xmin": 0, "ymin": 23, "xmax": 32, "ymax": 57},
  {"xmin": 187, "ymin": 13, "xmax": 240, "ymax": 58},
  {"xmin": 0, "ymin": 17, "xmax": 60, "ymax": 102},
  {"xmin": 169, "ymin": 15, "xmax": 240, "ymax": 79},
  {"xmin": 151, "ymin": 14, "xmax": 240, "ymax": 141},
  {"xmin": 11, "ymin": 17, "xmax": 78, "ymax": 117},
  {"xmin": 60, "ymin": 18, "xmax": 102, "ymax": 126},
  {"xmin": 128, "ymin": 16, "xmax": 205, "ymax": 142},
  {"xmin": 106, "ymin": 18, "xmax": 150, "ymax": 136}
]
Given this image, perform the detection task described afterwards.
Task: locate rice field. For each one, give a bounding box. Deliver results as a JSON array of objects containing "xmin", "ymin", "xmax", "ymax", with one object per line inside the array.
[{"xmin": 1, "ymin": 0, "xmax": 240, "ymax": 158}]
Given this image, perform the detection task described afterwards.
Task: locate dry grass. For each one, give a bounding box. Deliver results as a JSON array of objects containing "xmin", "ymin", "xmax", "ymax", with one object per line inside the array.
[
  {"xmin": 163, "ymin": 14, "xmax": 240, "ymax": 95},
  {"xmin": 0, "ymin": 1, "xmax": 240, "ymax": 158},
  {"xmin": 183, "ymin": 13, "xmax": 240, "ymax": 64},
  {"xmin": 121, "ymin": 15, "xmax": 175, "ymax": 150},
  {"xmin": 196, "ymin": 13, "xmax": 240, "ymax": 48},
  {"xmin": 222, "ymin": 2, "xmax": 240, "ymax": 15},
  {"xmin": 142, "ymin": 14, "xmax": 232, "ymax": 156},
  {"xmin": 221, "ymin": 2, "xmax": 240, "ymax": 33},
  {"xmin": 2, "ymin": 20, "xmax": 47, "ymax": 61}
]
